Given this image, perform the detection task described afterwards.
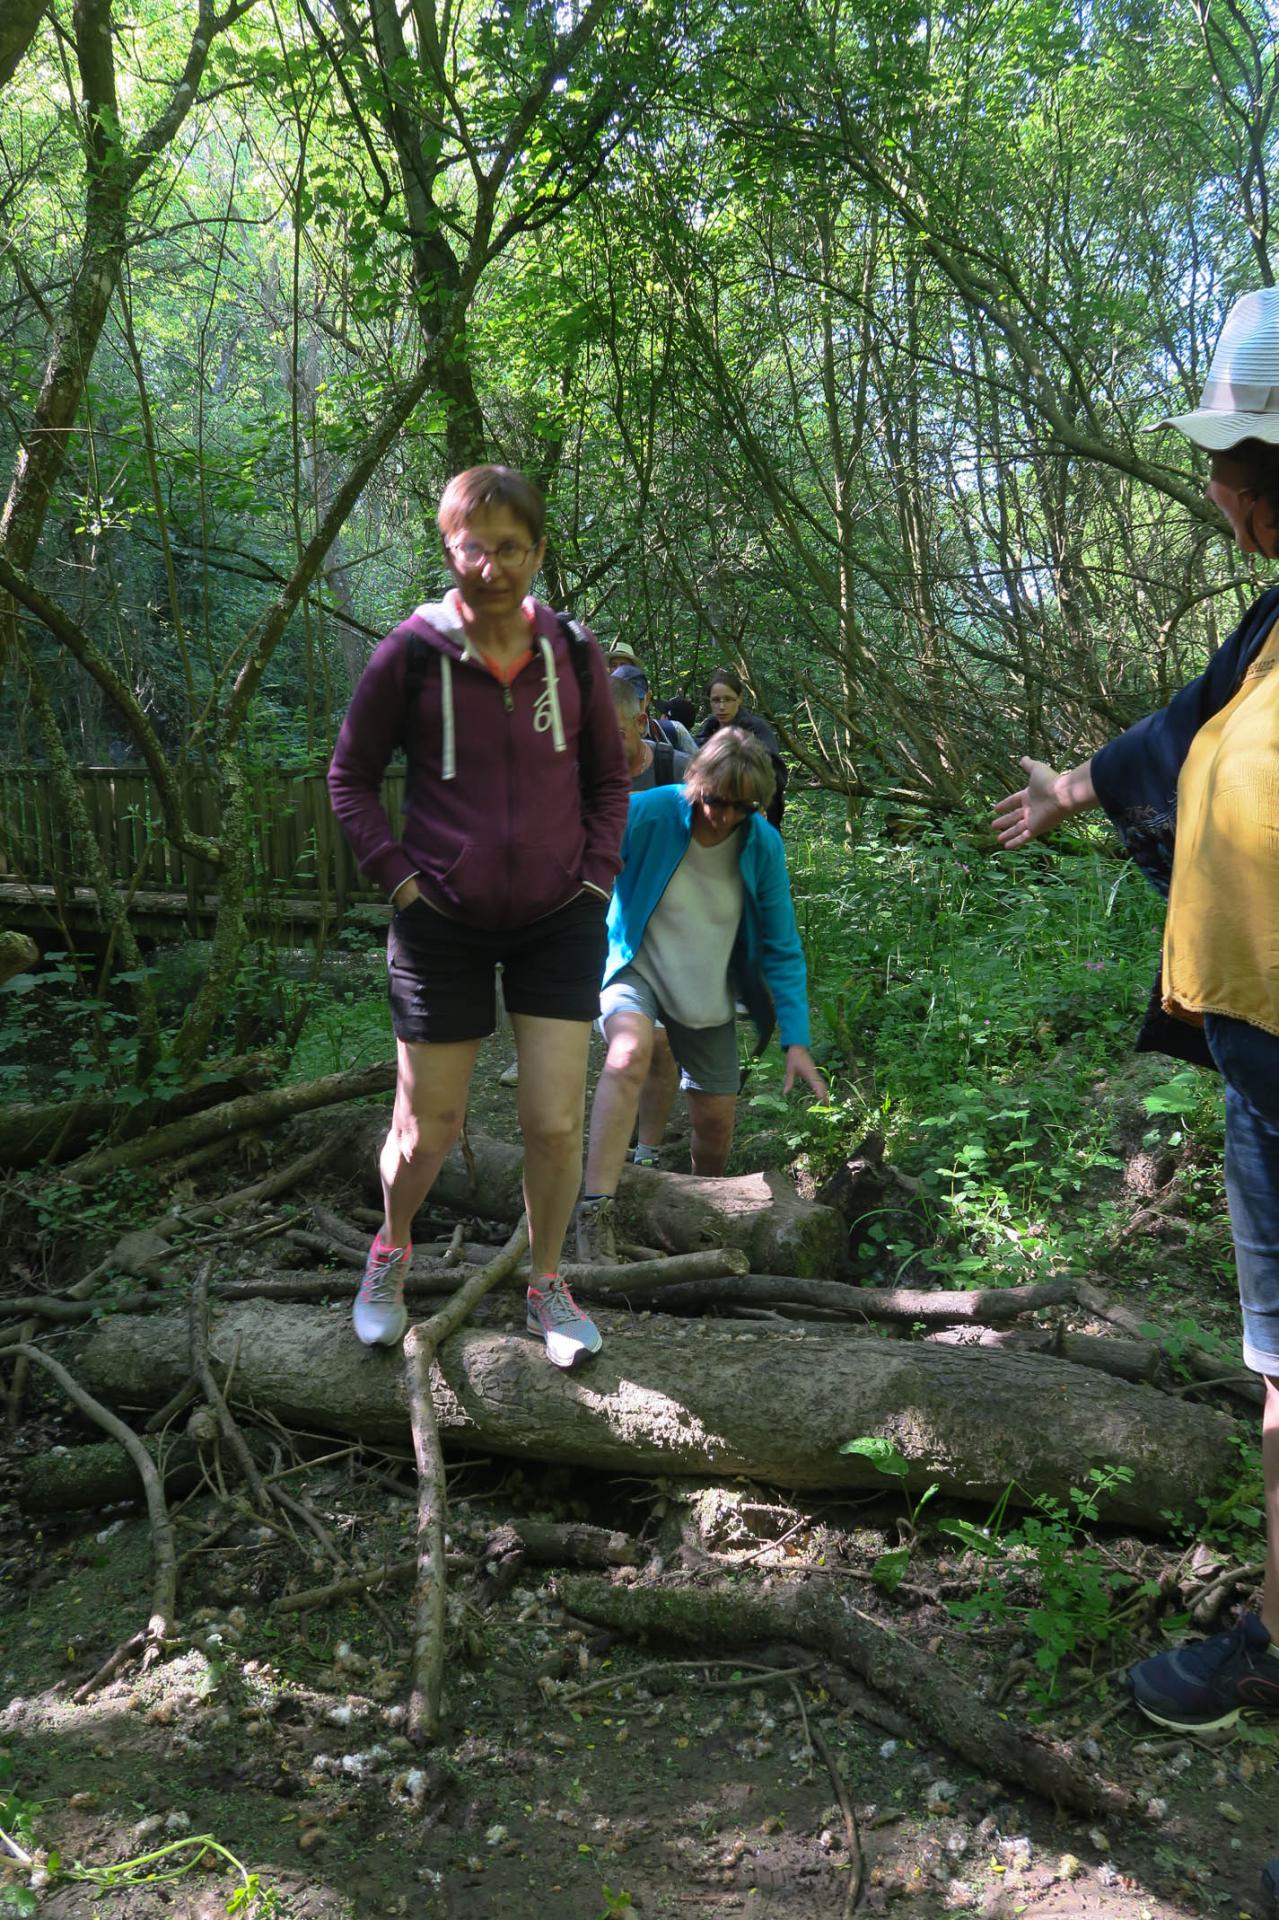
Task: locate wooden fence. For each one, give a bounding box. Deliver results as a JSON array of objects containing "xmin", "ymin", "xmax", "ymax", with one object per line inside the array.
[{"xmin": 0, "ymin": 765, "xmax": 402, "ymax": 925}]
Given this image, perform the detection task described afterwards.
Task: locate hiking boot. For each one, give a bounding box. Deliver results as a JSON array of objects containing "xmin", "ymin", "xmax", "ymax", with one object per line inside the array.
[
  {"xmin": 1124, "ymin": 1612, "xmax": 1279, "ymax": 1730},
  {"xmin": 353, "ymin": 1235, "xmax": 411, "ymax": 1346},
  {"xmin": 527, "ymin": 1279, "xmax": 603, "ymax": 1368},
  {"xmin": 575, "ymin": 1195, "xmax": 617, "ymax": 1265}
]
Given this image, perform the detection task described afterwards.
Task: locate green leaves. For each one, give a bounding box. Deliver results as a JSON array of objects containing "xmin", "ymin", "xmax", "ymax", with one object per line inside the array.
[{"xmin": 839, "ymin": 1434, "xmax": 910, "ymax": 1479}]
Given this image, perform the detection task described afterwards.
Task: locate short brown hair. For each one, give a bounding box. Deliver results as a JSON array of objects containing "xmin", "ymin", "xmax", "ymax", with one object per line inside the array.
[
  {"xmin": 437, "ymin": 466, "xmax": 546, "ymax": 544},
  {"xmin": 685, "ymin": 727, "xmax": 776, "ymax": 808}
]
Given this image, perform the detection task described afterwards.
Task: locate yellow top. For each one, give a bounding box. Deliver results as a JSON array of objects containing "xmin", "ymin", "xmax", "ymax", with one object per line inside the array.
[{"xmin": 1163, "ymin": 614, "xmax": 1279, "ymax": 1037}]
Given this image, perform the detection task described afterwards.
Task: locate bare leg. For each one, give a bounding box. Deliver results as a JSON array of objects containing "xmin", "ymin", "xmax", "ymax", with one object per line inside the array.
[
  {"xmin": 685, "ymin": 1090, "xmax": 738, "ymax": 1176},
  {"xmin": 584, "ymin": 1011, "xmax": 655, "ymax": 1195},
  {"xmin": 511, "ymin": 1013, "xmax": 593, "ymax": 1280},
  {"xmin": 381, "ymin": 1037, "xmax": 483, "ymax": 1245},
  {"xmin": 636, "ymin": 1026, "xmax": 678, "ymax": 1148},
  {"xmin": 1261, "ymin": 1378, "xmax": 1279, "ymax": 1640}
]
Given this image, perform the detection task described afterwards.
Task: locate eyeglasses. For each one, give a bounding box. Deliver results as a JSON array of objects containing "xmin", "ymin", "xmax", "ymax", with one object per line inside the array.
[
  {"xmin": 446, "ymin": 537, "xmax": 538, "ymax": 570},
  {"xmin": 700, "ymin": 792, "xmax": 758, "ymax": 816}
]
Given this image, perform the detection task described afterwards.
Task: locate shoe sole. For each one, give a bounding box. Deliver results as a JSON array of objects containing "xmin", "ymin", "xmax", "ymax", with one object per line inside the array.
[
  {"xmin": 353, "ymin": 1325, "xmax": 408, "ymax": 1348},
  {"xmin": 1130, "ymin": 1696, "xmax": 1241, "ymax": 1733},
  {"xmin": 526, "ymin": 1318, "xmax": 602, "ymax": 1367}
]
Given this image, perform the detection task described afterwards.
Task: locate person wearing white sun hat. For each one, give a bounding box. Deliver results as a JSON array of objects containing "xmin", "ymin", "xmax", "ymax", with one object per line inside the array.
[{"xmin": 993, "ymin": 288, "xmax": 1279, "ymax": 1745}]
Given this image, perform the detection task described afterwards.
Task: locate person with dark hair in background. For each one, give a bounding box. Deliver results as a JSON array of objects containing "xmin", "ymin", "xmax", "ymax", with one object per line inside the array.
[
  {"xmin": 696, "ymin": 667, "xmax": 788, "ymax": 828},
  {"xmin": 993, "ymin": 289, "xmax": 1279, "ymax": 1744},
  {"xmin": 328, "ymin": 465, "xmax": 629, "ymax": 1368},
  {"xmin": 660, "ymin": 695, "xmax": 697, "ymax": 733}
]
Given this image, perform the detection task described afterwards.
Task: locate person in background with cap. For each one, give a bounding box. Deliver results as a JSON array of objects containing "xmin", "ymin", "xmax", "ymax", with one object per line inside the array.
[
  {"xmin": 993, "ymin": 288, "xmax": 1279, "ymax": 1738},
  {"xmin": 607, "ymin": 644, "xmax": 699, "ymax": 756}
]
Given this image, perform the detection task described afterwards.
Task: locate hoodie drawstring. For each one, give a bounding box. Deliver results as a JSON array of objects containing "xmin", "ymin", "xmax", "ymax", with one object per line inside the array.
[
  {"xmin": 440, "ymin": 653, "xmax": 456, "ymax": 781},
  {"xmin": 537, "ymin": 631, "xmax": 567, "ymax": 754}
]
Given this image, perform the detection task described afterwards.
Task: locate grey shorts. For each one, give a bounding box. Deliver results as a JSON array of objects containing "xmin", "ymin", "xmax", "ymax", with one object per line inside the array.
[{"xmin": 599, "ymin": 970, "xmax": 739, "ymax": 1096}]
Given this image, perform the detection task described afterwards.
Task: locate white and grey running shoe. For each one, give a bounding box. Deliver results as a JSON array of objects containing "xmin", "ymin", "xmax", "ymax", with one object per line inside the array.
[
  {"xmin": 353, "ymin": 1236, "xmax": 411, "ymax": 1346},
  {"xmin": 526, "ymin": 1280, "xmax": 603, "ymax": 1368}
]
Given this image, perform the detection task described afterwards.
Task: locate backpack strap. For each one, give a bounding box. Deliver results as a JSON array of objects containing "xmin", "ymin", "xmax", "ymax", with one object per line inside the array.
[
  {"xmin": 652, "ymin": 739, "xmax": 676, "ymax": 786},
  {"xmin": 555, "ymin": 612, "xmax": 595, "ymax": 807}
]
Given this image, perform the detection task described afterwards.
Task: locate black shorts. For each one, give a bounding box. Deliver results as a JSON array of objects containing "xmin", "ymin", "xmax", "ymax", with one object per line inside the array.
[{"xmin": 387, "ymin": 890, "xmax": 608, "ymax": 1044}]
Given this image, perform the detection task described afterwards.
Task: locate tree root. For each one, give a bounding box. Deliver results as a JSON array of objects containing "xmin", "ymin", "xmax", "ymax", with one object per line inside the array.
[
  {"xmin": 405, "ymin": 1219, "xmax": 530, "ymax": 1745},
  {"xmin": 559, "ymin": 1575, "xmax": 1140, "ymax": 1821},
  {"xmin": 13, "ymin": 1345, "xmax": 176, "ymax": 1696},
  {"xmin": 189, "ymin": 1265, "xmax": 271, "ymax": 1512}
]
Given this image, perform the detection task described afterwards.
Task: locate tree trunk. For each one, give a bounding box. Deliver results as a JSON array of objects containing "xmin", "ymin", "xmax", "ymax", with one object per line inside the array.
[
  {"xmin": 75, "ymin": 1301, "xmax": 1235, "ymax": 1528},
  {"xmin": 350, "ymin": 1123, "xmax": 846, "ymax": 1277}
]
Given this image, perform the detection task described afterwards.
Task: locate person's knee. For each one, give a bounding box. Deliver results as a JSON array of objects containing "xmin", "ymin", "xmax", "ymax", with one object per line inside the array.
[
  {"xmin": 690, "ymin": 1097, "xmax": 736, "ymax": 1148},
  {"xmin": 388, "ymin": 1100, "xmax": 465, "ymax": 1165},
  {"xmin": 604, "ymin": 1030, "xmax": 653, "ymax": 1089},
  {"xmin": 521, "ymin": 1110, "xmax": 581, "ymax": 1162}
]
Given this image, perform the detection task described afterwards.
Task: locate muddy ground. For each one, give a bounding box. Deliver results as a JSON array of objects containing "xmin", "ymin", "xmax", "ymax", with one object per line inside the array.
[{"xmin": 2, "ymin": 1033, "xmax": 1278, "ymax": 1920}]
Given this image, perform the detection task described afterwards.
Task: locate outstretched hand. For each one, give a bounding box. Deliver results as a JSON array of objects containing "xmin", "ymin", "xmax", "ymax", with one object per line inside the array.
[
  {"xmin": 783, "ymin": 1045, "xmax": 829, "ymax": 1100},
  {"xmin": 991, "ymin": 756, "xmax": 1069, "ymax": 849}
]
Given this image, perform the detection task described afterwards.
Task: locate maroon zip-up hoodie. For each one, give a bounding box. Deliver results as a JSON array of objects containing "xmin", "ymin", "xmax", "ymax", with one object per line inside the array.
[{"xmin": 327, "ymin": 594, "xmax": 629, "ymax": 930}]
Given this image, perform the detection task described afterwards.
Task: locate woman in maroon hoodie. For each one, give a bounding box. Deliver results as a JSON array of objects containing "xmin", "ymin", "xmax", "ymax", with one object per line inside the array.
[{"xmin": 327, "ymin": 467, "xmax": 629, "ymax": 1367}]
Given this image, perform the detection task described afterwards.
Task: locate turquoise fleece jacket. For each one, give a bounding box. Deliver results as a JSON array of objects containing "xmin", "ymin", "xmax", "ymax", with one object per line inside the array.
[{"xmin": 604, "ymin": 786, "xmax": 812, "ymax": 1052}]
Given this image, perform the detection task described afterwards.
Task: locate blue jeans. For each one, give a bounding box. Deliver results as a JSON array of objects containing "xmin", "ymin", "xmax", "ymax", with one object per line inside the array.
[{"xmin": 1205, "ymin": 1013, "xmax": 1279, "ymax": 1376}]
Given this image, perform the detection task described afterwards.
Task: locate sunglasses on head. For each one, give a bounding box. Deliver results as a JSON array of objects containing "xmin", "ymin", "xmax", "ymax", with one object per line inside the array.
[{"xmin": 700, "ymin": 791, "xmax": 758, "ymax": 816}]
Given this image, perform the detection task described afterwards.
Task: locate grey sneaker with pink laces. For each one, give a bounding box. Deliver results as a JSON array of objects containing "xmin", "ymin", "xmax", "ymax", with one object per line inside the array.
[
  {"xmin": 353, "ymin": 1235, "xmax": 411, "ymax": 1346},
  {"xmin": 526, "ymin": 1279, "xmax": 602, "ymax": 1368}
]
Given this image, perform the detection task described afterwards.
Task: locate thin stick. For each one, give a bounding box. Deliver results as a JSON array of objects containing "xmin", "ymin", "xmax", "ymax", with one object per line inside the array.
[
  {"xmin": 189, "ymin": 1264, "xmax": 270, "ymax": 1512},
  {"xmin": 144, "ymin": 1378, "xmax": 199, "ymax": 1434},
  {"xmin": 275, "ymin": 1558, "xmax": 469, "ymax": 1614},
  {"xmin": 405, "ymin": 1218, "xmax": 529, "ymax": 1745},
  {"xmin": 556, "ymin": 1658, "xmax": 816, "ymax": 1704},
  {"xmin": 176, "ymin": 1134, "xmax": 346, "ymax": 1224},
  {"xmin": 6, "ymin": 1321, "xmax": 38, "ymax": 1433},
  {"xmin": 13, "ymin": 1346, "xmax": 175, "ymax": 1692},
  {"xmin": 810, "ymin": 1720, "xmax": 866, "ymax": 1917}
]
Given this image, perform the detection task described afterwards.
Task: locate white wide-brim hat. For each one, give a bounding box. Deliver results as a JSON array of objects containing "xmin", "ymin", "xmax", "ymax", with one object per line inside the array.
[{"xmin": 1154, "ymin": 288, "xmax": 1279, "ymax": 449}]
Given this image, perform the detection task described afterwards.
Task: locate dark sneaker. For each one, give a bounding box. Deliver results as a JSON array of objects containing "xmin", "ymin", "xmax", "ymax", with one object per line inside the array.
[
  {"xmin": 1125, "ymin": 1612, "xmax": 1279, "ymax": 1730},
  {"xmin": 527, "ymin": 1280, "xmax": 603, "ymax": 1369},
  {"xmin": 1261, "ymin": 1856, "xmax": 1279, "ymax": 1919},
  {"xmin": 574, "ymin": 1195, "xmax": 617, "ymax": 1265},
  {"xmin": 353, "ymin": 1235, "xmax": 411, "ymax": 1346}
]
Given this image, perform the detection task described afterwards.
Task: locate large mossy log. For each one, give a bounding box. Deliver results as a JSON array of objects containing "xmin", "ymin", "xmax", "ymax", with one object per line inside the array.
[
  {"xmin": 76, "ymin": 1301, "xmax": 1235, "ymax": 1528},
  {"xmin": 349, "ymin": 1122, "xmax": 845, "ymax": 1278}
]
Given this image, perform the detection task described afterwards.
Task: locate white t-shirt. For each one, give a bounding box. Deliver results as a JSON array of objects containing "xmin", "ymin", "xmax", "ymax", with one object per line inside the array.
[{"xmin": 632, "ymin": 833, "xmax": 743, "ymax": 1027}]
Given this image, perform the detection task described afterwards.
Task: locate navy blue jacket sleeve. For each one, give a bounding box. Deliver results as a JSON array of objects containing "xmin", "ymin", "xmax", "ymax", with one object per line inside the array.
[{"xmin": 1090, "ymin": 585, "xmax": 1279, "ymax": 896}]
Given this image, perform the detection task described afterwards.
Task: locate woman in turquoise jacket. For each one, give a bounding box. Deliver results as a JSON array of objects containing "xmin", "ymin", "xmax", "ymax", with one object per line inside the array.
[{"xmin": 577, "ymin": 729, "xmax": 827, "ymax": 1262}]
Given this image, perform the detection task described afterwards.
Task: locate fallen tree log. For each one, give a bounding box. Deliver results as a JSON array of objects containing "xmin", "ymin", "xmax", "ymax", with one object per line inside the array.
[
  {"xmin": 67, "ymin": 1061, "xmax": 398, "ymax": 1181},
  {"xmin": 925, "ymin": 1326, "xmax": 1162, "ymax": 1385},
  {"xmin": 559, "ymin": 1576, "xmax": 1137, "ymax": 1822},
  {"xmin": 0, "ymin": 1050, "xmax": 281, "ymax": 1170},
  {"xmin": 347, "ymin": 1124, "xmax": 846, "ymax": 1277},
  {"xmin": 77, "ymin": 1302, "xmax": 1236, "ymax": 1527}
]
